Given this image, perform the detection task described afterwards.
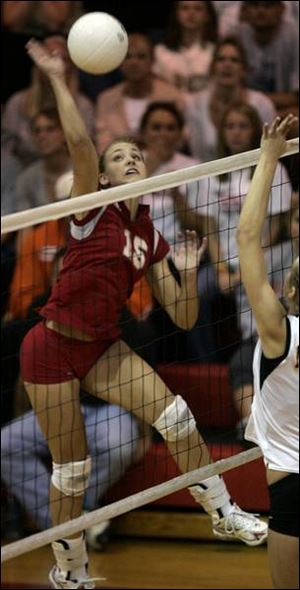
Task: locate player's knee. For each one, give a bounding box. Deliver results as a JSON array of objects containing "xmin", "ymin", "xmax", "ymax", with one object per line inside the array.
[
  {"xmin": 153, "ymin": 395, "xmax": 196, "ymax": 442},
  {"xmin": 51, "ymin": 456, "xmax": 92, "ymax": 496}
]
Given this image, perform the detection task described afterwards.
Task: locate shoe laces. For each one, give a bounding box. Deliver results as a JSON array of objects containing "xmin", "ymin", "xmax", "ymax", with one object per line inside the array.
[
  {"xmin": 223, "ymin": 504, "xmax": 263, "ymax": 533},
  {"xmin": 55, "ymin": 569, "xmax": 106, "ymax": 589}
]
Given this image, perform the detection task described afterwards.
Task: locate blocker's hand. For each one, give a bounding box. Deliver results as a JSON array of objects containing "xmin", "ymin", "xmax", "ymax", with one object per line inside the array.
[
  {"xmin": 171, "ymin": 231, "xmax": 207, "ymax": 273},
  {"xmin": 260, "ymin": 114, "xmax": 298, "ymax": 159},
  {"xmin": 26, "ymin": 38, "xmax": 66, "ymax": 79}
]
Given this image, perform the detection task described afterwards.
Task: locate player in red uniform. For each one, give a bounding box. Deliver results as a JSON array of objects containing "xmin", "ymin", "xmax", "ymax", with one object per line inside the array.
[{"xmin": 22, "ymin": 40, "xmax": 267, "ymax": 589}]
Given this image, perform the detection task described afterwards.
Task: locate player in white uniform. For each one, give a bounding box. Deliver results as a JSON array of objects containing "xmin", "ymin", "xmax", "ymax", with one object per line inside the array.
[{"xmin": 237, "ymin": 114, "xmax": 299, "ymax": 590}]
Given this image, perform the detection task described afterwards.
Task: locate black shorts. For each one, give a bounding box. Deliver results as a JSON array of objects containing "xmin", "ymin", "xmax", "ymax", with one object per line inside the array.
[
  {"xmin": 229, "ymin": 338, "xmax": 256, "ymax": 391},
  {"xmin": 268, "ymin": 474, "xmax": 299, "ymax": 537}
]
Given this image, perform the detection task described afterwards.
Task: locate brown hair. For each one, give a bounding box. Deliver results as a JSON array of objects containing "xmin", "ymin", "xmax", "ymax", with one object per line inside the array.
[
  {"xmin": 139, "ymin": 101, "xmax": 184, "ymax": 132},
  {"xmin": 218, "ymin": 103, "xmax": 262, "ymax": 158},
  {"xmin": 210, "ymin": 36, "xmax": 248, "ymax": 77},
  {"xmin": 126, "ymin": 32, "xmax": 154, "ymax": 61},
  {"xmin": 217, "ymin": 103, "xmax": 262, "ymax": 183},
  {"xmin": 164, "ymin": 1, "xmax": 218, "ymax": 49},
  {"xmin": 98, "ymin": 137, "xmax": 141, "ymax": 174}
]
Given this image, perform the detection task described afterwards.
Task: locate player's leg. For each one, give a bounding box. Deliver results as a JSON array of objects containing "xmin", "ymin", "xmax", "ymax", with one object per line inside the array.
[
  {"xmin": 20, "ymin": 323, "xmax": 96, "ymax": 589},
  {"xmin": 268, "ymin": 475, "xmax": 299, "ymax": 589},
  {"xmin": 82, "ymin": 339, "xmax": 267, "ymax": 546},
  {"xmin": 24, "ymin": 380, "xmax": 97, "ymax": 588},
  {"xmin": 268, "ymin": 530, "xmax": 299, "ymax": 589},
  {"xmin": 83, "ymin": 339, "xmax": 211, "ymax": 468},
  {"xmin": 25, "ymin": 380, "xmax": 87, "ymax": 527}
]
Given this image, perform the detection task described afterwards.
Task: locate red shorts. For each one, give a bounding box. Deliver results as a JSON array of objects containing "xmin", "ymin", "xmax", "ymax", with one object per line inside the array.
[{"xmin": 20, "ymin": 321, "xmax": 116, "ymax": 384}]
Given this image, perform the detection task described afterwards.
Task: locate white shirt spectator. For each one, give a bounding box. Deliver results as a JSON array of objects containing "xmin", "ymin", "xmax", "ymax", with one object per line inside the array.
[
  {"xmin": 141, "ymin": 151, "xmax": 200, "ymax": 244},
  {"xmin": 153, "ymin": 42, "xmax": 215, "ymax": 95},
  {"xmin": 185, "ymin": 85, "xmax": 277, "ymax": 162},
  {"xmin": 188, "ymin": 163, "xmax": 292, "ymax": 270},
  {"xmin": 123, "ymin": 97, "xmax": 149, "ymax": 137}
]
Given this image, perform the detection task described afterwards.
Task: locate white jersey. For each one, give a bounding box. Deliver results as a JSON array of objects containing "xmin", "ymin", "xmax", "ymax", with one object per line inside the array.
[
  {"xmin": 153, "ymin": 42, "xmax": 215, "ymax": 95},
  {"xmin": 245, "ymin": 315, "xmax": 299, "ymax": 473}
]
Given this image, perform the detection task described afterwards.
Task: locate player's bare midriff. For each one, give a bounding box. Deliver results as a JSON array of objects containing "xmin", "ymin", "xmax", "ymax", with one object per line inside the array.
[{"xmin": 45, "ymin": 320, "xmax": 95, "ymax": 341}]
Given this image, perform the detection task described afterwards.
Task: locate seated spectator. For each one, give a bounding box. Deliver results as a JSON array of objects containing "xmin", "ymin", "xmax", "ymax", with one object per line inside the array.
[
  {"xmin": 2, "ymin": 35, "xmax": 94, "ymax": 165},
  {"xmin": 188, "ymin": 103, "xmax": 292, "ymax": 426},
  {"xmin": 153, "ymin": 1, "xmax": 218, "ymax": 95},
  {"xmin": 189, "ymin": 103, "xmax": 292, "ymax": 294},
  {"xmin": 2, "ymin": 397, "xmax": 149, "ymax": 546},
  {"xmin": 12, "ymin": 108, "xmax": 71, "ymax": 214},
  {"xmin": 139, "ymin": 101, "xmax": 220, "ymax": 362},
  {"xmin": 95, "ymin": 32, "xmax": 184, "ymax": 154},
  {"xmin": 5, "ymin": 219, "xmax": 68, "ymax": 322},
  {"xmin": 185, "ymin": 36, "xmax": 277, "ymax": 162},
  {"xmin": 140, "ymin": 101, "xmax": 201, "ymax": 243},
  {"xmin": 233, "ymin": 1, "xmax": 299, "ymax": 118},
  {"xmin": 2, "ymin": 108, "xmax": 70, "ymax": 319},
  {"xmin": 4, "ymin": 168, "xmax": 72, "ymax": 323}
]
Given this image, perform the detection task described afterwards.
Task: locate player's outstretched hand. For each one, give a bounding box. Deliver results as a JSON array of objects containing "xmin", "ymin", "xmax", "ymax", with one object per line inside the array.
[
  {"xmin": 172, "ymin": 231, "xmax": 207, "ymax": 273},
  {"xmin": 261, "ymin": 114, "xmax": 298, "ymax": 159},
  {"xmin": 26, "ymin": 39, "xmax": 66, "ymax": 79}
]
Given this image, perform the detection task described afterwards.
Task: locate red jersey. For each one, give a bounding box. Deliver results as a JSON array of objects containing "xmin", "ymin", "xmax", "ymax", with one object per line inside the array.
[{"xmin": 39, "ymin": 202, "xmax": 169, "ymax": 339}]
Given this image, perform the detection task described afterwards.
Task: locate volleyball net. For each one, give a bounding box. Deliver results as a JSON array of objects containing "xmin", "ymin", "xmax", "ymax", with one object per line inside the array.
[{"xmin": 1, "ymin": 140, "xmax": 299, "ymax": 563}]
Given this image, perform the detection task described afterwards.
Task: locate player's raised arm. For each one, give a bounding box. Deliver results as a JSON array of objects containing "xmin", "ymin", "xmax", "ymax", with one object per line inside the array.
[
  {"xmin": 26, "ymin": 39, "xmax": 99, "ymax": 202},
  {"xmin": 237, "ymin": 114, "xmax": 298, "ymax": 357},
  {"xmin": 147, "ymin": 232, "xmax": 207, "ymax": 330}
]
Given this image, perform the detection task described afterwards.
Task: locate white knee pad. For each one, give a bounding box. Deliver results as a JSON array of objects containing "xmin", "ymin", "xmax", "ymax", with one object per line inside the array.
[
  {"xmin": 153, "ymin": 395, "xmax": 196, "ymax": 442},
  {"xmin": 51, "ymin": 456, "xmax": 91, "ymax": 497}
]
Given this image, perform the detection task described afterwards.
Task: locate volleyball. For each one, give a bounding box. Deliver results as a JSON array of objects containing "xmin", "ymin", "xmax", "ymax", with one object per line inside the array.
[{"xmin": 67, "ymin": 12, "xmax": 128, "ymax": 74}]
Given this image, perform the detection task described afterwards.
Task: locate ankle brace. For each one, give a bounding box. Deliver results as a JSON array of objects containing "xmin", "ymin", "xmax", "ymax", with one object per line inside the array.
[
  {"xmin": 52, "ymin": 534, "xmax": 88, "ymax": 578},
  {"xmin": 188, "ymin": 476, "xmax": 231, "ymax": 513}
]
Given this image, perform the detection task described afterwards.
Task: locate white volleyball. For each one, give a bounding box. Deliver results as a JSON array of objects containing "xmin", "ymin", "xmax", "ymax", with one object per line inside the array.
[{"xmin": 67, "ymin": 12, "xmax": 128, "ymax": 74}]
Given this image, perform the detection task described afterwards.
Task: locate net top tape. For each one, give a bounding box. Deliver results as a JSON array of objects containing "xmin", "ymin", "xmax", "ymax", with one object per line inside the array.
[{"xmin": 1, "ymin": 139, "xmax": 298, "ymax": 234}]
